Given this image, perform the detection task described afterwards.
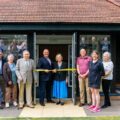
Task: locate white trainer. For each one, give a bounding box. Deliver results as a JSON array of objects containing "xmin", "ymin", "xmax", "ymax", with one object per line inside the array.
[
  {"xmin": 13, "ymin": 101, "xmax": 18, "ymax": 107},
  {"xmin": 5, "ymin": 103, "xmax": 10, "ymax": 108}
]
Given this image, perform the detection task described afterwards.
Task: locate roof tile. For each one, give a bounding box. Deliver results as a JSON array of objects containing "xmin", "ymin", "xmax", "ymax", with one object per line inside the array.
[{"xmin": 0, "ymin": 0, "xmax": 119, "ymax": 23}]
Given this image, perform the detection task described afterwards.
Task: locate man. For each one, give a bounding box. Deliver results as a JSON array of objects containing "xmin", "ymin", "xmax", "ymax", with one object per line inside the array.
[
  {"xmin": 77, "ymin": 48, "xmax": 91, "ymax": 107},
  {"xmin": 16, "ymin": 50, "xmax": 36, "ymax": 109},
  {"xmin": 37, "ymin": 49, "xmax": 54, "ymax": 106},
  {"xmin": 0, "ymin": 49, "xmax": 6, "ymax": 109}
]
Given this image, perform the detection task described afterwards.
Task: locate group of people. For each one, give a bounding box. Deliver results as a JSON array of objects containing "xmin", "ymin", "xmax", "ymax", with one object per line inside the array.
[
  {"xmin": 77, "ymin": 49, "xmax": 113, "ymax": 113},
  {"xmin": 0, "ymin": 47, "xmax": 113, "ymax": 113},
  {"xmin": 0, "ymin": 48, "xmax": 68, "ymax": 109},
  {"xmin": 0, "ymin": 49, "xmax": 36, "ymax": 109},
  {"xmin": 37, "ymin": 49, "xmax": 68, "ymax": 106}
]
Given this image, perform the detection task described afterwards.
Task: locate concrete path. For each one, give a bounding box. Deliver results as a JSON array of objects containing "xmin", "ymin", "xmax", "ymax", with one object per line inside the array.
[{"xmin": 0, "ymin": 100, "xmax": 120, "ymax": 118}]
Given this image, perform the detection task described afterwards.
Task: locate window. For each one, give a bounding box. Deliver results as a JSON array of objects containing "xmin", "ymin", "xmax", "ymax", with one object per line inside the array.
[
  {"xmin": 79, "ymin": 35, "xmax": 111, "ymax": 58},
  {"xmin": 0, "ymin": 35, "xmax": 27, "ymax": 61}
]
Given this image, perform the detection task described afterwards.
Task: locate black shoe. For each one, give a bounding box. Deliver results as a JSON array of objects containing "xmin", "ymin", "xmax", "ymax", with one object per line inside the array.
[
  {"xmin": 56, "ymin": 101, "xmax": 61, "ymax": 105},
  {"xmin": 47, "ymin": 100, "xmax": 55, "ymax": 103},
  {"xmin": 61, "ymin": 102, "xmax": 64, "ymax": 106},
  {"xmin": 101, "ymin": 104, "xmax": 108, "ymax": 108},
  {"xmin": 107, "ymin": 103, "xmax": 111, "ymax": 106},
  {"xmin": 0, "ymin": 105, "xmax": 4, "ymax": 109},
  {"xmin": 40, "ymin": 102, "xmax": 45, "ymax": 106},
  {"xmin": 1, "ymin": 101, "xmax": 5, "ymax": 105}
]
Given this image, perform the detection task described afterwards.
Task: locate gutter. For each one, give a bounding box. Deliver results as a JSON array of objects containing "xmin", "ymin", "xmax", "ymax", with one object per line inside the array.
[{"xmin": 107, "ymin": 0, "xmax": 120, "ymax": 7}]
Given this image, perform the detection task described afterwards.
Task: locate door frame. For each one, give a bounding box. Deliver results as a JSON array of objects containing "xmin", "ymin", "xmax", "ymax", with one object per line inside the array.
[
  {"xmin": 33, "ymin": 32, "xmax": 78, "ymax": 104},
  {"xmin": 71, "ymin": 32, "xmax": 78, "ymax": 105}
]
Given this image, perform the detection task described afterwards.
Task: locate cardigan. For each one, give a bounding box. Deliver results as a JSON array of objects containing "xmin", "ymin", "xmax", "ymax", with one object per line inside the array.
[
  {"xmin": 3, "ymin": 62, "xmax": 17, "ymax": 86},
  {"xmin": 53, "ymin": 62, "xmax": 67, "ymax": 81}
]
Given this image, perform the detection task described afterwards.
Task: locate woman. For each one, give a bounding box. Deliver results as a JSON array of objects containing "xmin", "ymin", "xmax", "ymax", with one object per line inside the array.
[
  {"xmin": 101, "ymin": 52, "xmax": 114, "ymax": 108},
  {"xmin": 87, "ymin": 51, "xmax": 105, "ymax": 112},
  {"xmin": 52, "ymin": 54, "xmax": 68, "ymax": 105},
  {"xmin": 3, "ymin": 54, "xmax": 18, "ymax": 108}
]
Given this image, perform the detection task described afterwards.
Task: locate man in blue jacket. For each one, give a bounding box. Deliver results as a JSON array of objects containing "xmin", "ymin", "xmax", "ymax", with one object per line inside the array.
[{"xmin": 37, "ymin": 49, "xmax": 54, "ymax": 106}]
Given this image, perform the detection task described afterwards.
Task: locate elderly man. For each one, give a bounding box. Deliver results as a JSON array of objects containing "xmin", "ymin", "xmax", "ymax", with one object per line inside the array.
[
  {"xmin": 77, "ymin": 48, "xmax": 92, "ymax": 107},
  {"xmin": 16, "ymin": 50, "xmax": 36, "ymax": 109}
]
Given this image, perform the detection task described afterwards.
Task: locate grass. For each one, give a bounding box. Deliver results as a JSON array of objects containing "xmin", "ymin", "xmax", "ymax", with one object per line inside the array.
[{"xmin": 0, "ymin": 117, "xmax": 120, "ymax": 120}]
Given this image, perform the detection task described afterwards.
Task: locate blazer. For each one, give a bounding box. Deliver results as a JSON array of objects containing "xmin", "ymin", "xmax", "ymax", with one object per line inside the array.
[
  {"xmin": 0, "ymin": 58, "xmax": 6, "ymax": 76},
  {"xmin": 3, "ymin": 63, "xmax": 16, "ymax": 86},
  {"xmin": 16, "ymin": 58, "xmax": 36, "ymax": 84},
  {"xmin": 89, "ymin": 60, "xmax": 105, "ymax": 85},
  {"xmin": 37, "ymin": 57, "xmax": 53, "ymax": 81},
  {"xmin": 53, "ymin": 62, "xmax": 67, "ymax": 81}
]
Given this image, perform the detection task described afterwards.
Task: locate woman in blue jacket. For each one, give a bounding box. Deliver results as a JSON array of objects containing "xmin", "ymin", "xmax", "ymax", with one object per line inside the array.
[{"xmin": 87, "ymin": 51, "xmax": 105, "ymax": 113}]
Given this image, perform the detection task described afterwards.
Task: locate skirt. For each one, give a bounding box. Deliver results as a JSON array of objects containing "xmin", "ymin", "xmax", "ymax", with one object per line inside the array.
[
  {"xmin": 52, "ymin": 80, "xmax": 68, "ymax": 99},
  {"xmin": 89, "ymin": 79, "xmax": 101, "ymax": 89}
]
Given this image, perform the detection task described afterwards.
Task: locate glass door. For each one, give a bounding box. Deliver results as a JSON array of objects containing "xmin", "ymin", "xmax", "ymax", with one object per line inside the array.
[
  {"xmin": 72, "ymin": 33, "xmax": 77, "ymax": 105},
  {"xmin": 33, "ymin": 32, "xmax": 39, "ymax": 104},
  {"xmin": 67, "ymin": 33, "xmax": 77, "ymax": 105}
]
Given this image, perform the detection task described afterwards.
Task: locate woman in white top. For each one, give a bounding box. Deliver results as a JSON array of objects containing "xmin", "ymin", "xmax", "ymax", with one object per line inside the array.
[{"xmin": 101, "ymin": 52, "xmax": 114, "ymax": 108}]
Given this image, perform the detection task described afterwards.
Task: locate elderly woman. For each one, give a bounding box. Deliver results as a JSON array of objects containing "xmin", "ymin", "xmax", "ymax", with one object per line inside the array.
[
  {"xmin": 101, "ymin": 52, "xmax": 114, "ymax": 108},
  {"xmin": 52, "ymin": 54, "xmax": 68, "ymax": 105},
  {"xmin": 87, "ymin": 51, "xmax": 105, "ymax": 113},
  {"xmin": 3, "ymin": 54, "xmax": 17, "ymax": 108}
]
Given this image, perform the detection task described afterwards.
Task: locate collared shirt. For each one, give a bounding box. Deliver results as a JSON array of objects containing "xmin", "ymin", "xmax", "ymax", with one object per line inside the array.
[
  {"xmin": 77, "ymin": 56, "xmax": 91, "ymax": 75},
  {"xmin": 25, "ymin": 60, "xmax": 29, "ymax": 67},
  {"xmin": 23, "ymin": 58, "xmax": 29, "ymax": 67},
  {"xmin": 46, "ymin": 57, "xmax": 51, "ymax": 65}
]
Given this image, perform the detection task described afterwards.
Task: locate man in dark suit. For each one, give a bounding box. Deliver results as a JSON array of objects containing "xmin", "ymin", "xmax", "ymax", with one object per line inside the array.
[
  {"xmin": 0, "ymin": 49, "xmax": 6, "ymax": 109},
  {"xmin": 37, "ymin": 49, "xmax": 54, "ymax": 106}
]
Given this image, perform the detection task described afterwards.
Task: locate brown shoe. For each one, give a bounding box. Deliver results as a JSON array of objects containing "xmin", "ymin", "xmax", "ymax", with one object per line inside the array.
[
  {"xmin": 79, "ymin": 103, "xmax": 85, "ymax": 107},
  {"xmin": 18, "ymin": 105, "xmax": 24, "ymax": 109},
  {"xmin": 26, "ymin": 104, "xmax": 35, "ymax": 108}
]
